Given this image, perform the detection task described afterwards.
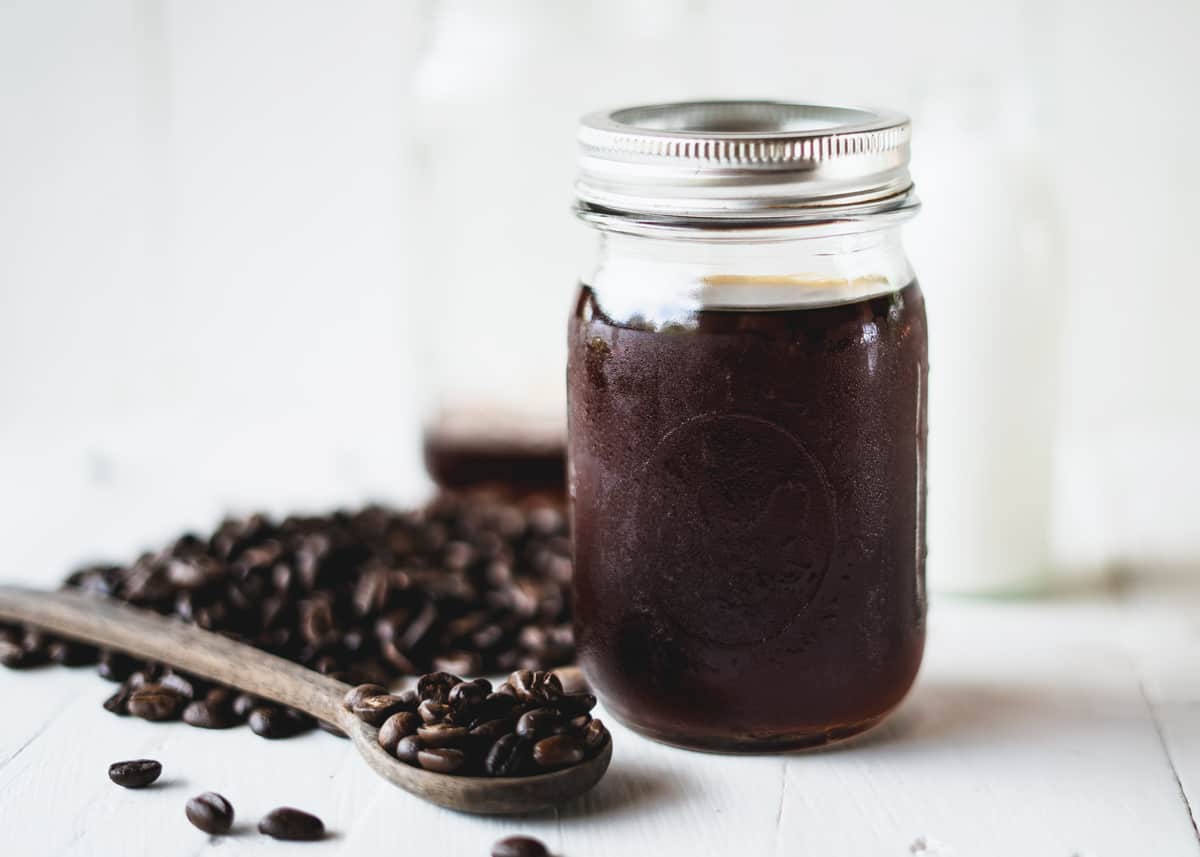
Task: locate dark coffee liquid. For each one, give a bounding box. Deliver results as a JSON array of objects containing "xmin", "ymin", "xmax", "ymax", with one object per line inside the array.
[
  {"xmin": 424, "ymin": 433, "xmax": 566, "ymax": 497},
  {"xmin": 568, "ymin": 282, "xmax": 928, "ymax": 750}
]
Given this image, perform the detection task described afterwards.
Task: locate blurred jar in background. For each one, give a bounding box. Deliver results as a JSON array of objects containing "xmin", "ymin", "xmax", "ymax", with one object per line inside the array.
[
  {"xmin": 907, "ymin": 75, "xmax": 1065, "ymax": 595},
  {"xmin": 408, "ymin": 1, "xmax": 704, "ymax": 498}
]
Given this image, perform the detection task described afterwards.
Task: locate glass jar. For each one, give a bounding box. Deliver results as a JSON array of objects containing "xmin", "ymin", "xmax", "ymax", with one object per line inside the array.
[{"xmin": 568, "ymin": 102, "xmax": 927, "ymax": 751}]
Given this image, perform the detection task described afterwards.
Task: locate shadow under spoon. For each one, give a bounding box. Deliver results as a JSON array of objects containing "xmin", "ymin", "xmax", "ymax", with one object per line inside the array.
[{"xmin": 0, "ymin": 585, "xmax": 611, "ymax": 815}]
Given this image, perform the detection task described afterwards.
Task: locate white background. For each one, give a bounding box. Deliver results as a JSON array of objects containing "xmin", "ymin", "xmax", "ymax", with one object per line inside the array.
[{"xmin": 2, "ymin": 0, "xmax": 1198, "ymax": 583}]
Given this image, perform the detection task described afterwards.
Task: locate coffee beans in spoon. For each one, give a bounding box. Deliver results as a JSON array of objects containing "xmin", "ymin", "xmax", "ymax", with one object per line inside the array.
[{"xmin": 347, "ymin": 670, "xmax": 609, "ymax": 778}]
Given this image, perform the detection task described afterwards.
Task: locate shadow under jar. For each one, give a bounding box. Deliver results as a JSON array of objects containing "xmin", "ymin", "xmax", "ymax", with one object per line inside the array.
[{"xmin": 568, "ymin": 101, "xmax": 928, "ymax": 752}]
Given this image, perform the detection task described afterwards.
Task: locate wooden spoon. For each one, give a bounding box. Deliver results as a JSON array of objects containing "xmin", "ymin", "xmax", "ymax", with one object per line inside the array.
[{"xmin": 0, "ymin": 585, "xmax": 611, "ymax": 815}]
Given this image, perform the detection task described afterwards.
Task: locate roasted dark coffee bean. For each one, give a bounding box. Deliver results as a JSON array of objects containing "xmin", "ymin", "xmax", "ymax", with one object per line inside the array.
[
  {"xmin": 532, "ymin": 734, "xmax": 586, "ymax": 769},
  {"xmin": 447, "ymin": 679, "xmax": 488, "ymax": 711},
  {"xmin": 159, "ymin": 671, "xmax": 202, "ymax": 700},
  {"xmin": 560, "ymin": 713, "xmax": 592, "ymax": 734},
  {"xmin": 554, "ymin": 692, "xmax": 597, "ymax": 717},
  {"xmin": 342, "ymin": 683, "xmax": 388, "ymax": 711},
  {"xmin": 476, "ymin": 692, "xmax": 519, "ymax": 721},
  {"xmin": 258, "ymin": 807, "xmax": 325, "ymax": 841},
  {"xmin": 97, "ymin": 650, "xmax": 139, "ymax": 683},
  {"xmin": 484, "ymin": 733, "xmax": 530, "ymax": 777},
  {"xmin": 249, "ymin": 706, "xmax": 306, "ymax": 739},
  {"xmin": 127, "ymin": 684, "xmax": 186, "ymax": 721},
  {"xmin": 582, "ymin": 718, "xmax": 609, "ymax": 753},
  {"xmin": 102, "ymin": 684, "xmax": 132, "ymax": 715},
  {"xmin": 108, "ymin": 759, "xmax": 162, "ymax": 788},
  {"xmin": 417, "ymin": 699, "xmax": 450, "ymax": 725},
  {"xmin": 416, "ymin": 747, "xmax": 465, "ymax": 773},
  {"xmin": 0, "ymin": 639, "xmax": 47, "ymax": 669},
  {"xmin": 469, "ymin": 718, "xmax": 515, "ymax": 742},
  {"xmin": 48, "ymin": 639, "xmax": 99, "ymax": 667},
  {"xmin": 352, "ymin": 694, "xmax": 407, "ymax": 727},
  {"xmin": 417, "ymin": 671, "xmax": 462, "ymax": 704},
  {"xmin": 416, "ymin": 723, "xmax": 469, "ymax": 748},
  {"xmin": 515, "ymin": 709, "xmax": 559, "ymax": 740},
  {"xmin": 185, "ymin": 792, "xmax": 234, "ymax": 835},
  {"xmin": 394, "ymin": 734, "xmax": 425, "ymax": 765},
  {"xmin": 232, "ymin": 692, "xmax": 259, "ymax": 719},
  {"xmin": 182, "ymin": 698, "xmax": 238, "ymax": 729},
  {"xmin": 492, "ymin": 835, "xmax": 550, "ymax": 857},
  {"xmin": 377, "ymin": 711, "xmax": 421, "ymax": 753}
]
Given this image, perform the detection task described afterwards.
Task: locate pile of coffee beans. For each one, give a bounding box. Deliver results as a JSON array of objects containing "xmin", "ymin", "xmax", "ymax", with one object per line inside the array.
[
  {"xmin": 0, "ymin": 493, "xmax": 574, "ymax": 741},
  {"xmin": 346, "ymin": 669, "xmax": 609, "ymax": 777}
]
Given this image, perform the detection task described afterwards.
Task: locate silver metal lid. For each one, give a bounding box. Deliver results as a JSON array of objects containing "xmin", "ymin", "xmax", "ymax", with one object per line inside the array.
[{"xmin": 576, "ymin": 100, "xmax": 915, "ymax": 222}]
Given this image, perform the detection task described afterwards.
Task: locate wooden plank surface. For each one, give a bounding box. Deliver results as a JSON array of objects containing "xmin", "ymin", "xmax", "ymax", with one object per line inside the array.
[{"xmin": 0, "ymin": 580, "xmax": 1197, "ymax": 856}]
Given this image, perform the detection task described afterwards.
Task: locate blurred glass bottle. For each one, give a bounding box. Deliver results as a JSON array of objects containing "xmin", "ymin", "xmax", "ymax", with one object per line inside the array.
[
  {"xmin": 907, "ymin": 74, "xmax": 1065, "ymax": 595},
  {"xmin": 407, "ymin": 0, "xmax": 705, "ymax": 497}
]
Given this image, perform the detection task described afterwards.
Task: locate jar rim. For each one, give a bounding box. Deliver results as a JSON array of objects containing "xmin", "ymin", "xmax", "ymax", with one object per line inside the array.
[{"xmin": 576, "ymin": 100, "xmax": 915, "ymax": 223}]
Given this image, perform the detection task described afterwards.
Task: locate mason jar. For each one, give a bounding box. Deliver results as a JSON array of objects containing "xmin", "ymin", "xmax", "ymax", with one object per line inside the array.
[{"xmin": 568, "ymin": 102, "xmax": 927, "ymax": 751}]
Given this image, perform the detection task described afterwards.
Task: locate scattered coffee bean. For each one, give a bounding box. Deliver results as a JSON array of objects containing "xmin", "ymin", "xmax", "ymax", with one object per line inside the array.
[
  {"xmin": 127, "ymin": 684, "xmax": 187, "ymax": 721},
  {"xmin": 582, "ymin": 718, "xmax": 609, "ymax": 753},
  {"xmin": 258, "ymin": 807, "xmax": 325, "ymax": 841},
  {"xmin": 417, "ymin": 723, "xmax": 469, "ymax": 748},
  {"xmin": 97, "ymin": 650, "xmax": 139, "ymax": 683},
  {"xmin": 108, "ymin": 759, "xmax": 162, "ymax": 788},
  {"xmin": 102, "ymin": 684, "xmax": 132, "ymax": 715},
  {"xmin": 48, "ymin": 640, "xmax": 99, "ymax": 667},
  {"xmin": 185, "ymin": 792, "xmax": 234, "ymax": 835},
  {"xmin": 12, "ymin": 494, "xmax": 575, "ymax": 747},
  {"xmin": 417, "ymin": 746, "xmax": 466, "ymax": 773},
  {"xmin": 248, "ymin": 705, "xmax": 311, "ymax": 739},
  {"xmin": 418, "ymin": 699, "xmax": 451, "ymax": 724},
  {"xmin": 492, "ymin": 835, "xmax": 550, "ymax": 857},
  {"xmin": 182, "ymin": 697, "xmax": 238, "ymax": 729}
]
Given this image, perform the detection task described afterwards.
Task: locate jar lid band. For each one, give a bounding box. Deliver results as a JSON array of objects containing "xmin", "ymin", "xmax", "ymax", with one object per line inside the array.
[{"xmin": 576, "ymin": 101, "xmax": 913, "ymax": 222}]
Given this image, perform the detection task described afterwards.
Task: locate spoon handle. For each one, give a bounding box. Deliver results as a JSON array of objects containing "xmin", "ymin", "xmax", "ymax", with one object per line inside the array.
[{"xmin": 0, "ymin": 585, "xmax": 348, "ymax": 724}]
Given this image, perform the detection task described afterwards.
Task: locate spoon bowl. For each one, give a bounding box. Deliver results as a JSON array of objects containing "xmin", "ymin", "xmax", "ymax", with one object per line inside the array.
[{"xmin": 0, "ymin": 585, "xmax": 612, "ymax": 815}]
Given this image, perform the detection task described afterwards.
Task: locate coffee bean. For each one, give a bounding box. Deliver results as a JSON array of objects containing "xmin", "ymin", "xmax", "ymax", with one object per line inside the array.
[
  {"xmin": 248, "ymin": 706, "xmax": 308, "ymax": 739},
  {"xmin": 0, "ymin": 638, "xmax": 47, "ymax": 669},
  {"xmin": 469, "ymin": 718, "xmax": 515, "ymax": 742},
  {"xmin": 258, "ymin": 807, "xmax": 325, "ymax": 841},
  {"xmin": 102, "ymin": 684, "xmax": 132, "ymax": 715},
  {"xmin": 232, "ymin": 692, "xmax": 259, "ymax": 719},
  {"xmin": 417, "ymin": 699, "xmax": 450, "ymax": 724},
  {"xmin": 394, "ymin": 734, "xmax": 425, "ymax": 764},
  {"xmin": 583, "ymin": 719, "xmax": 609, "ymax": 753},
  {"xmin": 48, "ymin": 640, "xmax": 99, "ymax": 667},
  {"xmin": 97, "ymin": 651, "xmax": 139, "ymax": 683},
  {"xmin": 159, "ymin": 671, "xmax": 203, "ymax": 700},
  {"xmin": 185, "ymin": 792, "xmax": 234, "ymax": 835},
  {"xmin": 492, "ymin": 835, "xmax": 550, "ymax": 857},
  {"xmin": 108, "ymin": 759, "xmax": 162, "ymax": 788},
  {"xmin": 515, "ymin": 709, "xmax": 558, "ymax": 740},
  {"xmin": 351, "ymin": 694, "xmax": 407, "ymax": 727},
  {"xmin": 554, "ymin": 692, "xmax": 597, "ymax": 717},
  {"xmin": 433, "ymin": 650, "xmax": 481, "ymax": 676},
  {"xmin": 127, "ymin": 684, "xmax": 186, "ymax": 721},
  {"xmin": 417, "ymin": 671, "xmax": 462, "ymax": 704},
  {"xmin": 484, "ymin": 733, "xmax": 529, "ymax": 777},
  {"xmin": 532, "ymin": 734, "xmax": 585, "ymax": 769},
  {"xmin": 417, "ymin": 747, "xmax": 465, "ymax": 773},
  {"xmin": 378, "ymin": 711, "xmax": 420, "ymax": 753},
  {"xmin": 448, "ymin": 680, "xmax": 488, "ymax": 710},
  {"xmin": 342, "ymin": 683, "xmax": 388, "ymax": 712},
  {"xmin": 416, "ymin": 723, "xmax": 469, "ymax": 748},
  {"xmin": 182, "ymin": 698, "xmax": 238, "ymax": 729}
]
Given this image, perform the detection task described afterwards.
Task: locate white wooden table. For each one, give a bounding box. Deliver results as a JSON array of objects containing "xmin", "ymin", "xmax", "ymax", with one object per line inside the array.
[{"xmin": 1, "ymin": 574, "xmax": 1196, "ymax": 857}]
